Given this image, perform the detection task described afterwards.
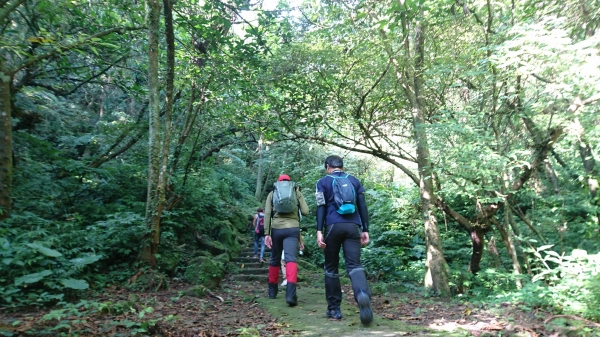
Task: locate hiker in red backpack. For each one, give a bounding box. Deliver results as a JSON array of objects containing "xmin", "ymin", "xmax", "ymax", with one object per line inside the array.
[
  {"xmin": 253, "ymin": 208, "xmax": 266, "ymax": 262},
  {"xmin": 264, "ymin": 174, "xmax": 309, "ymax": 306}
]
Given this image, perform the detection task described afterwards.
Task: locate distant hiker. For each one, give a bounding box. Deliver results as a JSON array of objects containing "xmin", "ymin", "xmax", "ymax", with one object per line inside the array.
[
  {"xmin": 264, "ymin": 174, "xmax": 309, "ymax": 306},
  {"xmin": 280, "ymin": 233, "xmax": 304, "ymax": 287},
  {"xmin": 253, "ymin": 208, "xmax": 266, "ymax": 262},
  {"xmin": 315, "ymin": 155, "xmax": 373, "ymax": 325}
]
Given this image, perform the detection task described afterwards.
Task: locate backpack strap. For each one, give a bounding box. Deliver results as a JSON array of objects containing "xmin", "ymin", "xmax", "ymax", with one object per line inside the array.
[{"xmin": 327, "ymin": 173, "xmax": 350, "ymax": 186}]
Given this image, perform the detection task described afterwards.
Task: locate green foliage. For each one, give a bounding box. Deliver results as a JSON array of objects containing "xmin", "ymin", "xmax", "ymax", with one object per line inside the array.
[
  {"xmin": 0, "ymin": 209, "xmax": 147, "ymax": 307},
  {"xmin": 525, "ymin": 249, "xmax": 600, "ymax": 321},
  {"xmin": 1, "ymin": 0, "xmax": 600, "ymax": 326},
  {"xmin": 23, "ymin": 298, "xmax": 178, "ymax": 336},
  {"xmin": 0, "ymin": 215, "xmax": 107, "ymax": 307},
  {"xmin": 454, "ymin": 249, "xmax": 600, "ymax": 324},
  {"xmin": 88, "ymin": 212, "xmax": 147, "ymax": 259},
  {"xmin": 362, "ymin": 247, "xmax": 407, "ymax": 281},
  {"xmin": 359, "ymin": 183, "xmax": 427, "ymax": 282},
  {"xmin": 2, "ymin": 142, "xmax": 259, "ymax": 307},
  {"xmin": 184, "ymin": 254, "xmax": 228, "ymax": 289}
]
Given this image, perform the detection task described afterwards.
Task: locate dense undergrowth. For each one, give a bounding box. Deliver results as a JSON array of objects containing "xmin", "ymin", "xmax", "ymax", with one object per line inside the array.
[
  {"xmin": 2, "ymin": 132, "xmax": 599, "ymax": 331},
  {"xmin": 1, "ymin": 1, "xmax": 600, "ymax": 336},
  {"xmin": 2, "ymin": 132, "xmax": 600, "ymax": 328}
]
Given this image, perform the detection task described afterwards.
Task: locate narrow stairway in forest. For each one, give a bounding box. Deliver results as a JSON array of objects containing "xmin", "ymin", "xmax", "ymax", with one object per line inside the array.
[{"xmin": 230, "ymin": 245, "xmax": 284, "ymax": 284}]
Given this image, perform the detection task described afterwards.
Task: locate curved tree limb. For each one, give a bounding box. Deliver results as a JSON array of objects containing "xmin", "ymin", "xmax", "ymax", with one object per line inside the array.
[
  {"xmin": 88, "ymin": 102, "xmax": 148, "ymax": 168},
  {"xmin": 9, "ymin": 26, "xmax": 145, "ymax": 76},
  {"xmin": 23, "ymin": 55, "xmax": 128, "ymax": 96},
  {"xmin": 0, "ymin": 0, "xmax": 25, "ymax": 24}
]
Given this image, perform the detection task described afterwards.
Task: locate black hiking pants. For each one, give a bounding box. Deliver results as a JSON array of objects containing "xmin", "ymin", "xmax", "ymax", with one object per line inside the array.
[
  {"xmin": 323, "ymin": 222, "xmax": 371, "ymax": 310},
  {"xmin": 270, "ymin": 227, "xmax": 300, "ymax": 266}
]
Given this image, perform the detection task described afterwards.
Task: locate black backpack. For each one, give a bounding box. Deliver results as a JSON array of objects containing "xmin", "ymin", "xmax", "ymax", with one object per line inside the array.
[
  {"xmin": 327, "ymin": 174, "xmax": 356, "ymax": 214},
  {"xmin": 255, "ymin": 213, "xmax": 265, "ymax": 236}
]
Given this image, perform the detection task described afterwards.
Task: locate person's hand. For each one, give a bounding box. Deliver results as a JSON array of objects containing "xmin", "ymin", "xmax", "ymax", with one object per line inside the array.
[
  {"xmin": 299, "ymin": 241, "xmax": 305, "ymax": 251},
  {"xmin": 317, "ymin": 231, "xmax": 326, "ymax": 249},
  {"xmin": 361, "ymin": 232, "xmax": 369, "ymax": 246},
  {"xmin": 265, "ymin": 235, "xmax": 272, "ymax": 248}
]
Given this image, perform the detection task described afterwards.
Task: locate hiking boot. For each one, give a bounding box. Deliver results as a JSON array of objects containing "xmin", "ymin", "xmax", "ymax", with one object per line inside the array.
[
  {"xmin": 357, "ymin": 290, "xmax": 373, "ymax": 325},
  {"xmin": 285, "ymin": 282, "xmax": 297, "ymax": 306},
  {"xmin": 268, "ymin": 283, "xmax": 278, "ymax": 299},
  {"xmin": 326, "ymin": 308, "xmax": 342, "ymax": 320}
]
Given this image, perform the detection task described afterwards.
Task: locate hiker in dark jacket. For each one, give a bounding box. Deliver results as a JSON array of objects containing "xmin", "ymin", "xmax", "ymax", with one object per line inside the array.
[
  {"xmin": 264, "ymin": 174, "xmax": 309, "ymax": 306},
  {"xmin": 315, "ymin": 155, "xmax": 373, "ymax": 325}
]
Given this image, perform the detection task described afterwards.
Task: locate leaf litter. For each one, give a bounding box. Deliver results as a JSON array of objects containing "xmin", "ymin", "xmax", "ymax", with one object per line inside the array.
[{"xmin": 1, "ymin": 275, "xmax": 597, "ymax": 336}]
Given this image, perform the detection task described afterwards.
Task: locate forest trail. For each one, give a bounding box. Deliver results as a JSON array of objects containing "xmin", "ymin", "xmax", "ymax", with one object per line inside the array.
[
  {"xmin": 0, "ymin": 243, "xmax": 592, "ymax": 336},
  {"xmin": 233, "ymin": 246, "xmax": 437, "ymax": 335},
  {"xmin": 232, "ymin": 244, "xmax": 460, "ymax": 336},
  {"xmin": 231, "ymin": 243, "xmax": 589, "ymax": 337},
  {"xmin": 253, "ymin": 284, "xmax": 452, "ymax": 336}
]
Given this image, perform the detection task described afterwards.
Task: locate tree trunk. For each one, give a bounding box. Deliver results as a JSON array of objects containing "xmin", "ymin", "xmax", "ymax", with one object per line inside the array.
[
  {"xmin": 141, "ymin": 0, "xmax": 162, "ymax": 267},
  {"xmin": 579, "ymin": 141, "xmax": 597, "ymax": 183},
  {"xmin": 412, "ymin": 98, "xmax": 450, "ymax": 294},
  {"xmin": 507, "ymin": 209, "xmax": 532, "ymax": 276},
  {"xmin": 406, "ymin": 22, "xmax": 450, "ymax": 295},
  {"xmin": 493, "ymin": 212, "xmax": 522, "ymax": 288},
  {"xmin": 374, "ymin": 8, "xmax": 451, "ymax": 294},
  {"xmin": 0, "ymin": 0, "xmax": 25, "ymax": 220},
  {"xmin": 578, "ymin": 140, "xmax": 600, "ymax": 225},
  {"xmin": 487, "ymin": 236, "xmax": 503, "ymax": 269},
  {"xmin": 468, "ymin": 227, "xmax": 485, "ymax": 273},
  {"xmin": 261, "ymin": 158, "xmax": 273, "ymax": 200},
  {"xmin": 255, "ymin": 138, "xmax": 264, "ymax": 200},
  {"xmin": 0, "ymin": 0, "xmax": 26, "ymax": 25},
  {"xmin": 171, "ymin": 86, "xmax": 199, "ymax": 174},
  {"xmin": 159, "ymin": 0, "xmax": 174, "ymax": 211},
  {"xmin": 0, "ymin": 63, "xmax": 11, "ymax": 220},
  {"xmin": 543, "ymin": 160, "xmax": 559, "ymax": 195}
]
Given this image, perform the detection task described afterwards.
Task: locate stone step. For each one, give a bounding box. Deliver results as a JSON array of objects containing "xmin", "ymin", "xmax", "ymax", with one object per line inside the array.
[
  {"xmin": 239, "ymin": 250, "xmax": 271, "ymax": 256},
  {"xmin": 242, "ymin": 246, "xmax": 271, "ymax": 251},
  {"xmin": 240, "ymin": 250, "xmax": 271, "ymax": 256},
  {"xmin": 236, "ymin": 267, "xmax": 268, "ymax": 275},
  {"xmin": 235, "ymin": 262, "xmax": 264, "ymax": 269},
  {"xmin": 230, "ymin": 274, "xmax": 308, "ymax": 283},
  {"xmin": 230, "ymin": 246, "xmax": 313, "ymax": 285},
  {"xmin": 232, "ymin": 256, "xmax": 268, "ymax": 263},
  {"xmin": 231, "ymin": 274, "xmax": 284, "ymax": 283}
]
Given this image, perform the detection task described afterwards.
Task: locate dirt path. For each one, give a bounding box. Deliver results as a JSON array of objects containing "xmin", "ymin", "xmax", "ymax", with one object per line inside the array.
[
  {"xmin": 1, "ymin": 246, "xmax": 597, "ymax": 337},
  {"xmin": 255, "ymin": 282, "xmax": 453, "ymax": 336},
  {"xmin": 246, "ymin": 269, "xmax": 596, "ymax": 337},
  {"xmin": 1, "ymin": 273, "xmax": 595, "ymax": 336}
]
